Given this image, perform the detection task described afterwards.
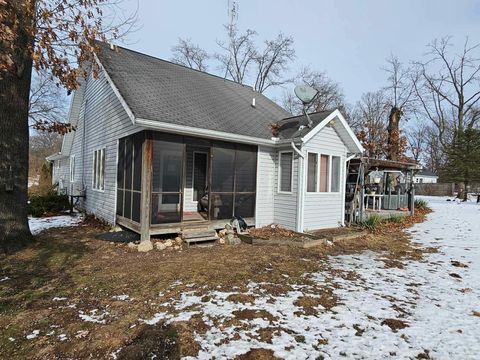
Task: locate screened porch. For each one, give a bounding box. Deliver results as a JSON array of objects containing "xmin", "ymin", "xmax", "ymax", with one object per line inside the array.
[{"xmin": 115, "ymin": 131, "xmax": 257, "ymax": 239}]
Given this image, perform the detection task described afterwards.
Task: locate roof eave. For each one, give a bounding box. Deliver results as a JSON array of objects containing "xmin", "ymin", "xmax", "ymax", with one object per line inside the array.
[{"xmin": 136, "ymin": 118, "xmax": 277, "ymax": 146}]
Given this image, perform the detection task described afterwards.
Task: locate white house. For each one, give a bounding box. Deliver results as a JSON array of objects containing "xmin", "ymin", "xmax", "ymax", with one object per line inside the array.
[
  {"xmin": 47, "ymin": 42, "xmax": 363, "ymax": 240},
  {"xmin": 414, "ymin": 170, "xmax": 438, "ymax": 184}
]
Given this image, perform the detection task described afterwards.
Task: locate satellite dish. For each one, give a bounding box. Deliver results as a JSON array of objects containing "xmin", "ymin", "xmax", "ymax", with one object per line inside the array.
[{"xmin": 294, "ymin": 85, "xmax": 319, "ymax": 105}]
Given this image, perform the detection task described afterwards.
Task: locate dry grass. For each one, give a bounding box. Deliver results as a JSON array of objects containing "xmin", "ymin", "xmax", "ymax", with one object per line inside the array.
[{"xmin": 0, "ymin": 209, "xmax": 432, "ymax": 359}]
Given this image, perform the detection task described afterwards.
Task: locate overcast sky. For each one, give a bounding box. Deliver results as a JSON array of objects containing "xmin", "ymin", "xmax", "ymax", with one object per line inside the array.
[{"xmin": 120, "ymin": 0, "xmax": 480, "ymax": 105}]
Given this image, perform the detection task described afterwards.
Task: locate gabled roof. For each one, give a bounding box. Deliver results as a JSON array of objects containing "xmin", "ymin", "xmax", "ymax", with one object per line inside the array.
[
  {"xmin": 279, "ymin": 109, "xmax": 363, "ymax": 154},
  {"xmin": 277, "ymin": 110, "xmax": 332, "ymax": 139},
  {"xmin": 95, "ymin": 42, "xmax": 291, "ymax": 140}
]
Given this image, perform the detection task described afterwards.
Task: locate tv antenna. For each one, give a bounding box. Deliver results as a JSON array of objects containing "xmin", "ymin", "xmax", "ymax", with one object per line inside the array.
[
  {"xmin": 294, "ymin": 85, "xmax": 319, "ymax": 128},
  {"xmin": 228, "ymin": 0, "xmax": 239, "ymax": 26}
]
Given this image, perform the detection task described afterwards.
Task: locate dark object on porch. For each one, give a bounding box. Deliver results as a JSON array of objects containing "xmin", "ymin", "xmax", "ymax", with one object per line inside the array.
[
  {"xmin": 230, "ymin": 216, "xmax": 248, "ymax": 232},
  {"xmin": 96, "ymin": 229, "xmax": 140, "ymax": 243}
]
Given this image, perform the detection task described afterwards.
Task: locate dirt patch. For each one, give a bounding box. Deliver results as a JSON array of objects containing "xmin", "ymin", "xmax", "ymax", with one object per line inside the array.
[
  {"xmin": 232, "ymin": 309, "xmax": 276, "ymax": 322},
  {"xmin": 116, "ymin": 323, "xmax": 179, "ymax": 360},
  {"xmin": 451, "ymin": 260, "xmax": 468, "ymax": 268},
  {"xmin": 236, "ymin": 348, "xmax": 279, "ymax": 360},
  {"xmin": 226, "ymin": 293, "xmax": 256, "ymax": 304},
  {"xmin": 249, "ymin": 225, "xmax": 301, "ymax": 240},
  {"xmin": 294, "ymin": 292, "xmax": 338, "ymax": 315},
  {"xmin": 472, "ymin": 311, "xmax": 480, "ymax": 317},
  {"xmin": 381, "ymin": 318, "xmax": 409, "ymax": 332}
]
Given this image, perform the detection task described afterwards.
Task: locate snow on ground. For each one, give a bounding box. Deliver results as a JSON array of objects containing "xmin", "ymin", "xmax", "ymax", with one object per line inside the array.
[
  {"xmin": 140, "ymin": 196, "xmax": 480, "ymax": 359},
  {"xmin": 28, "ymin": 214, "xmax": 82, "ymax": 235}
]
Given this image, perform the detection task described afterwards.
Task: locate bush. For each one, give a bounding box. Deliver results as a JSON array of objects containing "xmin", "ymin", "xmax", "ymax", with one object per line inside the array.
[
  {"xmin": 414, "ymin": 199, "xmax": 431, "ymax": 211},
  {"xmin": 388, "ymin": 214, "xmax": 405, "ymax": 224},
  {"xmin": 28, "ymin": 192, "xmax": 70, "ymax": 217},
  {"xmin": 359, "ymin": 214, "xmax": 384, "ymax": 231}
]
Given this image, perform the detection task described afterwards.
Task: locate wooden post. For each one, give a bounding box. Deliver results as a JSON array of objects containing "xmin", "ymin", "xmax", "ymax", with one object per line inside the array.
[
  {"xmin": 410, "ymin": 170, "xmax": 415, "ymax": 216},
  {"xmin": 140, "ymin": 133, "xmax": 153, "ymax": 242}
]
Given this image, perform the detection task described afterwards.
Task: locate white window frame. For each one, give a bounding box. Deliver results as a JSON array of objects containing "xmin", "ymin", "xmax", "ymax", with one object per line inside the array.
[
  {"xmin": 305, "ymin": 153, "xmax": 342, "ymax": 193},
  {"xmin": 92, "ymin": 147, "xmax": 106, "ymax": 191},
  {"xmin": 306, "ymin": 151, "xmax": 318, "ymax": 193},
  {"xmin": 278, "ymin": 151, "xmax": 294, "ymax": 194},
  {"xmin": 69, "ymin": 155, "xmax": 75, "ymax": 182}
]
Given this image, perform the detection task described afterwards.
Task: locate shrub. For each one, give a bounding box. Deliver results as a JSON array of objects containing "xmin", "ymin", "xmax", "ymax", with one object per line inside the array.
[
  {"xmin": 388, "ymin": 214, "xmax": 405, "ymax": 224},
  {"xmin": 28, "ymin": 192, "xmax": 70, "ymax": 217},
  {"xmin": 414, "ymin": 199, "xmax": 431, "ymax": 211},
  {"xmin": 359, "ymin": 214, "xmax": 384, "ymax": 231}
]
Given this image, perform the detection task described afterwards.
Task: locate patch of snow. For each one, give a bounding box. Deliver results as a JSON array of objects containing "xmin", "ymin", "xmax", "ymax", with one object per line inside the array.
[
  {"xmin": 111, "ymin": 348, "xmax": 122, "ymax": 359},
  {"xmin": 8, "ymin": 337, "xmax": 15, "ymax": 342},
  {"xmin": 0, "ymin": 276, "xmax": 10, "ymax": 282},
  {"xmin": 79, "ymin": 309, "xmax": 109, "ymax": 324},
  {"xmin": 26, "ymin": 330, "xmax": 40, "ymax": 340},
  {"xmin": 29, "ymin": 214, "xmax": 82, "ymax": 235},
  {"xmin": 58, "ymin": 334, "xmax": 68, "ymax": 341},
  {"xmin": 143, "ymin": 197, "xmax": 480, "ymax": 359},
  {"xmin": 52, "ymin": 296, "xmax": 68, "ymax": 301},
  {"xmin": 112, "ymin": 294, "xmax": 130, "ymax": 301}
]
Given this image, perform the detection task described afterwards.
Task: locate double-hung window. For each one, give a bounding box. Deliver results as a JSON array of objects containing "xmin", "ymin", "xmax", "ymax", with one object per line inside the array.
[
  {"xmin": 306, "ymin": 153, "xmax": 341, "ymax": 193},
  {"xmin": 92, "ymin": 148, "xmax": 106, "ymax": 191},
  {"xmin": 278, "ymin": 151, "xmax": 293, "ymax": 193}
]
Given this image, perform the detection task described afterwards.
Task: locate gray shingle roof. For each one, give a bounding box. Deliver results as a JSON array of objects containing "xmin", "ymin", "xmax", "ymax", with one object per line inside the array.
[
  {"xmin": 277, "ymin": 110, "xmax": 332, "ymax": 139},
  {"xmin": 95, "ymin": 42, "xmax": 291, "ymax": 139},
  {"xmin": 418, "ymin": 169, "xmax": 438, "ymax": 177}
]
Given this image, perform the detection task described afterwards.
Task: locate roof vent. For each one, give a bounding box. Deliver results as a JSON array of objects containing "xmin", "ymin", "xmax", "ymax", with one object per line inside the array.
[
  {"xmin": 251, "ymin": 98, "xmax": 256, "ymax": 108},
  {"xmin": 109, "ymin": 42, "xmax": 117, "ymax": 51}
]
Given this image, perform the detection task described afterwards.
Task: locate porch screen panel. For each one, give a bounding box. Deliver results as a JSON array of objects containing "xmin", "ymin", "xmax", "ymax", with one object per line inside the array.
[
  {"xmin": 151, "ymin": 135, "xmax": 184, "ymax": 224},
  {"xmin": 210, "ymin": 143, "xmax": 257, "ymax": 220},
  {"xmin": 116, "ymin": 132, "xmax": 144, "ymax": 222}
]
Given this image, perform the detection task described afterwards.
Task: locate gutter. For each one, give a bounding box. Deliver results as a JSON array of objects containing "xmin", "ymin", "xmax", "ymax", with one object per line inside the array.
[
  {"xmin": 291, "ymin": 141, "xmax": 306, "ymax": 233},
  {"xmin": 136, "ymin": 118, "xmax": 277, "ymax": 146}
]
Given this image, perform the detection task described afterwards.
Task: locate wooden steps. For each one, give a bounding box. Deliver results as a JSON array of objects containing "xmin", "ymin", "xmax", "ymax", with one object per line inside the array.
[{"xmin": 181, "ymin": 228, "xmax": 218, "ymax": 246}]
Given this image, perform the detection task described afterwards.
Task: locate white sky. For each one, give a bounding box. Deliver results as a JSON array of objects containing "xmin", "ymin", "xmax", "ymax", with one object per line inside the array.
[{"xmin": 120, "ymin": 0, "xmax": 480, "ymax": 105}]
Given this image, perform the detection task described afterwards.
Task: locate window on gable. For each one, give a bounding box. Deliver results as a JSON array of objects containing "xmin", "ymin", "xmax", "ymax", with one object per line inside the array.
[
  {"xmin": 279, "ymin": 152, "xmax": 293, "ymax": 192},
  {"xmin": 319, "ymin": 154, "xmax": 329, "ymax": 192},
  {"xmin": 307, "ymin": 153, "xmax": 318, "ymax": 192},
  {"xmin": 70, "ymin": 155, "xmax": 75, "ymax": 182},
  {"xmin": 92, "ymin": 148, "xmax": 106, "ymax": 190}
]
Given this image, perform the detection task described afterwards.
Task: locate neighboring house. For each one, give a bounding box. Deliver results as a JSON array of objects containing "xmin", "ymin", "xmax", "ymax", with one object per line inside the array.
[
  {"xmin": 414, "ymin": 170, "xmax": 438, "ymax": 184},
  {"xmin": 47, "ymin": 42, "xmax": 363, "ymax": 240}
]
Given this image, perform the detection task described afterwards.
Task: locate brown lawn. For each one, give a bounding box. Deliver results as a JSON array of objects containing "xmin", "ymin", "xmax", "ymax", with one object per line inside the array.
[{"xmin": 0, "ymin": 209, "xmax": 431, "ymax": 359}]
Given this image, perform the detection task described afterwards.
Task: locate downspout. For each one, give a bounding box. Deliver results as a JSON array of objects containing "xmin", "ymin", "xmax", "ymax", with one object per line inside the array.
[{"xmin": 291, "ymin": 141, "xmax": 306, "ymax": 233}]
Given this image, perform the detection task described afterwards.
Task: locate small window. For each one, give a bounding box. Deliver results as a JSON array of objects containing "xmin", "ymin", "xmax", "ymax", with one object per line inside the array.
[
  {"xmin": 92, "ymin": 148, "xmax": 106, "ymax": 190},
  {"xmin": 279, "ymin": 152, "xmax": 293, "ymax": 192},
  {"xmin": 70, "ymin": 155, "xmax": 75, "ymax": 182},
  {"xmin": 331, "ymin": 156, "xmax": 341, "ymax": 192},
  {"xmin": 319, "ymin": 155, "xmax": 329, "ymax": 192},
  {"xmin": 307, "ymin": 153, "xmax": 318, "ymax": 192}
]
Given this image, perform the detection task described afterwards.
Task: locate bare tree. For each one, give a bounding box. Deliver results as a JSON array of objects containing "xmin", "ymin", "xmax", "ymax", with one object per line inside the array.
[
  {"xmin": 281, "ymin": 66, "xmax": 345, "ymax": 115},
  {"xmin": 352, "ymin": 90, "xmax": 389, "ymax": 159},
  {"xmin": 170, "ymin": 38, "xmax": 209, "ymax": 71},
  {"xmin": 383, "ymin": 55, "xmax": 416, "ymax": 160},
  {"xmin": 215, "ymin": 24, "xmax": 295, "ymax": 93},
  {"xmin": 253, "ymin": 33, "xmax": 295, "ymax": 93},
  {"xmin": 29, "ymin": 71, "xmax": 68, "ymax": 125},
  {"xmin": 216, "ymin": 25, "xmax": 257, "ymax": 84},
  {"xmin": 413, "ymin": 37, "xmax": 480, "ymax": 147},
  {"xmin": 405, "ymin": 121, "xmax": 429, "ymax": 164}
]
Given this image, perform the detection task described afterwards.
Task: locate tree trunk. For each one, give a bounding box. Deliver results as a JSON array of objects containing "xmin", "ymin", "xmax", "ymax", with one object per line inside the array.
[
  {"xmin": 387, "ymin": 107, "xmax": 401, "ymax": 161},
  {"xmin": 0, "ymin": 1, "xmax": 35, "ymax": 253}
]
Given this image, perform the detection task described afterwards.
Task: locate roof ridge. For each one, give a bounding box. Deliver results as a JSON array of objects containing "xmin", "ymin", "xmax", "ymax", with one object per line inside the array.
[
  {"xmin": 96, "ymin": 41, "xmax": 257, "ymax": 91},
  {"xmin": 279, "ymin": 109, "xmax": 333, "ymax": 122}
]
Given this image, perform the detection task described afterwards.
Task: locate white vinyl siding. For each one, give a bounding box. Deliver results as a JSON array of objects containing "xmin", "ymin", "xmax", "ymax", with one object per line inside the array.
[
  {"xmin": 302, "ymin": 125, "xmax": 347, "ymax": 230},
  {"xmin": 278, "ymin": 151, "xmax": 293, "ymax": 193},
  {"xmin": 68, "ymin": 67, "xmax": 139, "ymax": 224},
  {"xmin": 92, "ymin": 148, "xmax": 106, "ymax": 191},
  {"xmin": 274, "ymin": 149, "xmax": 298, "ymax": 230},
  {"xmin": 255, "ymin": 146, "xmax": 276, "ymax": 227}
]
